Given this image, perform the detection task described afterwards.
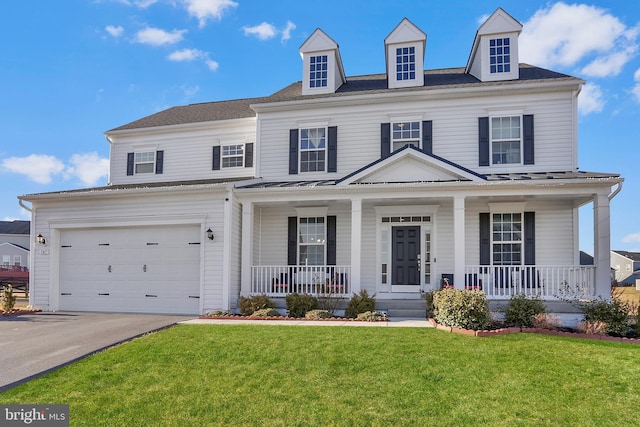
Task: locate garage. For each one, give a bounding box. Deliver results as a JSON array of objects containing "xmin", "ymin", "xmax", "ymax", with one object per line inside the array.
[{"xmin": 58, "ymin": 225, "xmax": 201, "ymax": 314}]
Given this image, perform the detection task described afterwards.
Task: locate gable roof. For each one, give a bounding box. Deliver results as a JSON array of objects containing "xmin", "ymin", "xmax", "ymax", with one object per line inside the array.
[
  {"xmin": 0, "ymin": 242, "xmax": 29, "ymax": 252},
  {"xmin": 612, "ymin": 250, "xmax": 640, "ymax": 262},
  {"xmin": 338, "ymin": 145, "xmax": 485, "ymax": 185},
  {"xmin": 0, "ymin": 220, "xmax": 30, "ymax": 235}
]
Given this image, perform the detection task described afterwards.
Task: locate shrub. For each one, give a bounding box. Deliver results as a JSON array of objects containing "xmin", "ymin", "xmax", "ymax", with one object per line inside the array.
[
  {"xmin": 317, "ymin": 288, "xmax": 344, "ymax": 316},
  {"xmin": 345, "ymin": 290, "xmax": 376, "ymax": 318},
  {"xmin": 207, "ymin": 310, "xmax": 231, "ymax": 317},
  {"xmin": 533, "ymin": 313, "xmax": 561, "ymax": 330},
  {"xmin": 250, "ymin": 308, "xmax": 281, "ymax": 318},
  {"xmin": 577, "ymin": 320, "xmax": 608, "ymax": 335},
  {"xmin": 432, "ymin": 288, "xmax": 489, "ymax": 330},
  {"xmin": 424, "ymin": 291, "xmax": 435, "ymax": 318},
  {"xmin": 503, "ymin": 294, "xmax": 546, "ymax": 328},
  {"xmin": 238, "ymin": 294, "xmax": 275, "ymax": 316},
  {"xmin": 305, "ymin": 309, "xmax": 333, "ymax": 319},
  {"xmin": 577, "ymin": 298, "xmax": 630, "ymax": 337},
  {"xmin": 286, "ymin": 293, "xmax": 318, "ymax": 318},
  {"xmin": 1, "ymin": 285, "xmax": 17, "ymax": 312},
  {"xmin": 356, "ymin": 311, "xmax": 387, "ymax": 322}
]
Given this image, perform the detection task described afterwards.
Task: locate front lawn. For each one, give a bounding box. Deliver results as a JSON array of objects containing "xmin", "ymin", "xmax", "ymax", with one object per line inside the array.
[{"xmin": 2, "ymin": 325, "xmax": 639, "ymax": 426}]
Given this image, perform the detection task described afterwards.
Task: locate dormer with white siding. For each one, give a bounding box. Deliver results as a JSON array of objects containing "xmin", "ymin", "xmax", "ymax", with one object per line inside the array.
[
  {"xmin": 385, "ymin": 18, "xmax": 426, "ymax": 89},
  {"xmin": 466, "ymin": 8, "xmax": 522, "ymax": 82},
  {"xmin": 300, "ymin": 29, "xmax": 346, "ymax": 96}
]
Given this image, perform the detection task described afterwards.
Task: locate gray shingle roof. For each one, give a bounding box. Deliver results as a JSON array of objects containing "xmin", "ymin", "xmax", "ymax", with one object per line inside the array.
[
  {"xmin": 0, "ymin": 220, "xmax": 30, "ymax": 235},
  {"xmin": 108, "ymin": 65, "xmax": 578, "ymax": 132},
  {"xmin": 613, "ymin": 250, "xmax": 640, "ymax": 262}
]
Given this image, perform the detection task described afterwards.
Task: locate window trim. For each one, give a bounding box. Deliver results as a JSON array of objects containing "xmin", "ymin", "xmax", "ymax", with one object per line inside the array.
[
  {"xmin": 299, "ymin": 127, "xmax": 327, "ymax": 173},
  {"xmin": 489, "ymin": 114, "xmax": 523, "ymax": 165},
  {"xmin": 391, "ymin": 121, "xmax": 421, "ymax": 152},
  {"xmin": 491, "ymin": 212, "xmax": 523, "ymax": 266},
  {"xmin": 309, "ymin": 54, "xmax": 328, "ymax": 89},
  {"xmin": 395, "ymin": 45, "xmax": 416, "ymax": 81},
  {"xmin": 221, "ymin": 144, "xmax": 245, "ymax": 168},
  {"xmin": 489, "ymin": 37, "xmax": 512, "ymax": 74},
  {"xmin": 297, "ymin": 216, "xmax": 326, "ymax": 266},
  {"xmin": 134, "ymin": 151, "xmax": 156, "ymax": 174}
]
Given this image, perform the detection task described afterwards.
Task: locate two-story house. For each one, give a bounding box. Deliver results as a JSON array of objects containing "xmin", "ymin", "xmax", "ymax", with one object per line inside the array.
[
  {"xmin": 611, "ymin": 250, "xmax": 640, "ymax": 286},
  {"xmin": 0, "ymin": 220, "xmax": 30, "ymax": 289},
  {"xmin": 20, "ymin": 9, "xmax": 622, "ymax": 317}
]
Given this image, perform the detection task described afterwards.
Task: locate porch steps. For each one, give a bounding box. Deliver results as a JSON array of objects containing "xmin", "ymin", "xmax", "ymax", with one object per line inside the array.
[{"xmin": 376, "ymin": 299, "xmax": 427, "ymax": 319}]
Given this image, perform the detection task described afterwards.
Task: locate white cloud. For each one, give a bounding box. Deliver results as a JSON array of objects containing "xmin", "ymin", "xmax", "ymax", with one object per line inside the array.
[
  {"xmin": 180, "ymin": 85, "xmax": 200, "ymax": 98},
  {"xmin": 243, "ymin": 22, "xmax": 277, "ymax": 40},
  {"xmin": 134, "ymin": 0, "xmax": 159, "ymax": 7},
  {"xmin": 205, "ymin": 59, "xmax": 219, "ymax": 71},
  {"xmin": 1, "ymin": 153, "xmax": 109, "ymax": 186},
  {"xmin": 134, "ymin": 27, "xmax": 186, "ymax": 46},
  {"xmin": 622, "ymin": 232, "xmax": 640, "ymax": 243},
  {"xmin": 64, "ymin": 153, "xmax": 110, "ymax": 186},
  {"xmin": 168, "ymin": 48, "xmax": 205, "ymax": 61},
  {"xmin": 1, "ymin": 155, "xmax": 65, "ymax": 185},
  {"xmin": 578, "ymin": 82, "xmax": 605, "ymax": 115},
  {"xmin": 183, "ymin": 0, "xmax": 238, "ymax": 28},
  {"xmin": 520, "ymin": 2, "xmax": 637, "ymax": 76},
  {"xmin": 105, "ymin": 25, "xmax": 124, "ymax": 38},
  {"xmin": 243, "ymin": 21, "xmax": 297, "ymax": 42},
  {"xmin": 632, "ymin": 68, "xmax": 640, "ymax": 103},
  {"xmin": 281, "ymin": 21, "xmax": 296, "ymax": 43}
]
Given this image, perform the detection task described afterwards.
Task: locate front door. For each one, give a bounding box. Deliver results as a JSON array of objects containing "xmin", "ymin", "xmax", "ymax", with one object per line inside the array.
[{"xmin": 392, "ymin": 226, "xmax": 420, "ymax": 286}]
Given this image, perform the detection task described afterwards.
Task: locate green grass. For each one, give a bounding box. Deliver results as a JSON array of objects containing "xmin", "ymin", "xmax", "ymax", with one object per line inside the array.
[{"xmin": 2, "ymin": 325, "xmax": 639, "ymax": 426}]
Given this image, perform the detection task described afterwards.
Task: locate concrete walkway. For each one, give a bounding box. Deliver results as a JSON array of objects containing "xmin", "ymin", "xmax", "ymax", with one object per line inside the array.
[{"xmin": 181, "ymin": 318, "xmax": 434, "ymax": 327}]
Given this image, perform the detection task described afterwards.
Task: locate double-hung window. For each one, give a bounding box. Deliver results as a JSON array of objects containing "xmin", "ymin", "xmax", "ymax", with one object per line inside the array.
[
  {"xmin": 298, "ymin": 217, "xmax": 325, "ymax": 266},
  {"xmin": 392, "ymin": 121, "xmax": 420, "ymax": 151},
  {"xmin": 300, "ymin": 128, "xmax": 326, "ymax": 172},
  {"xmin": 492, "ymin": 213, "xmax": 522, "ymax": 265},
  {"xmin": 489, "ymin": 37, "xmax": 511, "ymax": 74},
  {"xmin": 134, "ymin": 151, "xmax": 155, "ymax": 174},
  {"xmin": 222, "ymin": 144, "xmax": 244, "ymax": 168},
  {"xmin": 396, "ymin": 46, "xmax": 416, "ymax": 81},
  {"xmin": 310, "ymin": 55, "xmax": 328, "ymax": 88},
  {"xmin": 2, "ymin": 255, "xmax": 9, "ymax": 266},
  {"xmin": 491, "ymin": 116, "xmax": 521, "ymax": 164}
]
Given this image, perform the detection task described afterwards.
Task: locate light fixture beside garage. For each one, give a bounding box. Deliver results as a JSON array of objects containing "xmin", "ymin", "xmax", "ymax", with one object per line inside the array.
[
  {"xmin": 206, "ymin": 228, "xmax": 215, "ymax": 241},
  {"xmin": 36, "ymin": 233, "xmax": 46, "ymax": 245}
]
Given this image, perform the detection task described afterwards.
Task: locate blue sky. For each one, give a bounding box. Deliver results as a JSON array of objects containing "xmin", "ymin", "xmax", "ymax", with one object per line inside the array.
[{"xmin": 0, "ymin": 0, "xmax": 638, "ymax": 254}]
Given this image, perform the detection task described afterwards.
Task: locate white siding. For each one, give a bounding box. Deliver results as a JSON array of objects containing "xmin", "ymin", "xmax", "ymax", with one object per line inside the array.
[
  {"xmin": 108, "ymin": 118, "xmax": 256, "ymax": 185},
  {"xmin": 257, "ymin": 90, "xmax": 577, "ymax": 182}
]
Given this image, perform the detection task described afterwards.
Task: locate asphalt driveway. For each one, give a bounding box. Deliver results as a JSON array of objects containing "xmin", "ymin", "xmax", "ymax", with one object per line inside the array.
[{"xmin": 0, "ymin": 312, "xmax": 193, "ymax": 391}]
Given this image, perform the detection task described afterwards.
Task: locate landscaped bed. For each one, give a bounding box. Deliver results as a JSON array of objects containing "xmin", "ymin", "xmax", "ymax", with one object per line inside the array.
[{"xmin": 1, "ymin": 325, "xmax": 639, "ymax": 426}]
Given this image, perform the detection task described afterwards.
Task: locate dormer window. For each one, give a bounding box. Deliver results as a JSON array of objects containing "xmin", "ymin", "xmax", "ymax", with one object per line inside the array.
[
  {"xmin": 396, "ymin": 47, "xmax": 416, "ymax": 81},
  {"xmin": 489, "ymin": 38, "xmax": 511, "ymax": 74},
  {"xmin": 310, "ymin": 55, "xmax": 328, "ymax": 88}
]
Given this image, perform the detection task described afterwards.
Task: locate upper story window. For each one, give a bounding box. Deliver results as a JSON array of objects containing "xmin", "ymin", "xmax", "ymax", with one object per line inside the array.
[
  {"xmin": 134, "ymin": 151, "xmax": 155, "ymax": 174},
  {"xmin": 2, "ymin": 255, "xmax": 9, "ymax": 266},
  {"xmin": 299, "ymin": 217, "xmax": 326, "ymax": 266},
  {"xmin": 491, "ymin": 116, "xmax": 521, "ymax": 164},
  {"xmin": 492, "ymin": 213, "xmax": 522, "ymax": 265},
  {"xmin": 300, "ymin": 128, "xmax": 326, "ymax": 172},
  {"xmin": 14, "ymin": 256, "xmax": 21, "ymax": 266},
  {"xmin": 489, "ymin": 38, "xmax": 511, "ymax": 74},
  {"xmin": 222, "ymin": 144, "xmax": 244, "ymax": 168},
  {"xmin": 309, "ymin": 55, "xmax": 328, "ymax": 88},
  {"xmin": 396, "ymin": 46, "xmax": 416, "ymax": 81},
  {"xmin": 392, "ymin": 122, "xmax": 420, "ymax": 151}
]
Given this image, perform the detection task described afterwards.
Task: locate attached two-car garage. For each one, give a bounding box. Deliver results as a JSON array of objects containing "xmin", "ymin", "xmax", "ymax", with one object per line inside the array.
[{"xmin": 58, "ymin": 225, "xmax": 202, "ymax": 314}]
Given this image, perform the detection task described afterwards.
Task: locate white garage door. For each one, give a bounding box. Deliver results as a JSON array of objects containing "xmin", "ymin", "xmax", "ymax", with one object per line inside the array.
[{"xmin": 59, "ymin": 225, "xmax": 201, "ymax": 314}]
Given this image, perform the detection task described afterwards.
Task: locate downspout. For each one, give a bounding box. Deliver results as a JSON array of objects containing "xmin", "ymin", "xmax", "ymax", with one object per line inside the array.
[
  {"xmin": 608, "ymin": 181, "xmax": 622, "ymax": 201},
  {"xmin": 19, "ymin": 197, "xmax": 32, "ymax": 213}
]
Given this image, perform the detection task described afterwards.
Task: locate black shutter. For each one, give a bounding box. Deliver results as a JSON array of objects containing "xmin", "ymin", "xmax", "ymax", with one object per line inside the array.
[
  {"xmin": 288, "ymin": 217, "xmax": 297, "ymax": 266},
  {"xmin": 479, "ymin": 117, "xmax": 489, "ymax": 166},
  {"xmin": 327, "ymin": 216, "xmax": 336, "ymax": 265},
  {"xmin": 155, "ymin": 150, "xmax": 164, "ymax": 174},
  {"xmin": 327, "ymin": 126, "xmax": 337, "ymax": 173},
  {"xmin": 479, "ymin": 213, "xmax": 491, "ymax": 265},
  {"xmin": 524, "ymin": 212, "xmax": 535, "ymax": 265},
  {"xmin": 523, "ymin": 115, "xmax": 534, "ymax": 165},
  {"xmin": 422, "ymin": 120, "xmax": 433, "ymax": 154},
  {"xmin": 127, "ymin": 152, "xmax": 134, "ymax": 176},
  {"xmin": 244, "ymin": 143, "xmax": 254, "ymax": 168},
  {"xmin": 381, "ymin": 123, "xmax": 391, "ymax": 158},
  {"xmin": 289, "ymin": 129, "xmax": 299, "ymax": 174},
  {"xmin": 212, "ymin": 146, "xmax": 221, "ymax": 170}
]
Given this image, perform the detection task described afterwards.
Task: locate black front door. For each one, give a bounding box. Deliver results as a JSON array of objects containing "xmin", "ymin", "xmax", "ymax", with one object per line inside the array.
[{"xmin": 392, "ymin": 226, "xmax": 420, "ymax": 286}]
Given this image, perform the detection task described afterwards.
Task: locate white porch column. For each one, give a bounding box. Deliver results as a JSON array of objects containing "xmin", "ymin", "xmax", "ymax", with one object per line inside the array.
[
  {"xmin": 240, "ymin": 201, "xmax": 253, "ymax": 297},
  {"xmin": 453, "ymin": 195, "xmax": 466, "ymax": 289},
  {"xmin": 593, "ymin": 193, "xmax": 611, "ymax": 298},
  {"xmin": 350, "ymin": 197, "xmax": 362, "ymax": 294}
]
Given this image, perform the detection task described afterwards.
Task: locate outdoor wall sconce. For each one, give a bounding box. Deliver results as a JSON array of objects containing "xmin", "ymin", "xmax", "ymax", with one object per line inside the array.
[
  {"xmin": 36, "ymin": 234, "xmax": 46, "ymax": 245},
  {"xmin": 206, "ymin": 228, "xmax": 214, "ymax": 241}
]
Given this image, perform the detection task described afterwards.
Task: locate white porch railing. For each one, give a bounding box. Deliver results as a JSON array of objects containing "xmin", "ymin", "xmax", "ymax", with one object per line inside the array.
[
  {"xmin": 251, "ymin": 265, "xmax": 351, "ymax": 297},
  {"xmin": 464, "ymin": 265, "xmax": 596, "ymax": 299}
]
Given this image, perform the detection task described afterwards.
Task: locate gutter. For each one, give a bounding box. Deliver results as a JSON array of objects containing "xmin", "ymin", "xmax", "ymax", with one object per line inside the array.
[{"xmin": 609, "ymin": 181, "xmax": 623, "ymax": 201}]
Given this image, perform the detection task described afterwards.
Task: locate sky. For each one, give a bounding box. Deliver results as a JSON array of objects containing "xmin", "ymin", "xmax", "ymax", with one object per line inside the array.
[{"xmin": 0, "ymin": 0, "xmax": 638, "ymax": 254}]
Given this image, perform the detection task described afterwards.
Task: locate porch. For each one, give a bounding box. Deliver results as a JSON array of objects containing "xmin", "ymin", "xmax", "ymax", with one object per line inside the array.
[{"xmin": 251, "ymin": 265, "xmax": 351, "ymax": 297}]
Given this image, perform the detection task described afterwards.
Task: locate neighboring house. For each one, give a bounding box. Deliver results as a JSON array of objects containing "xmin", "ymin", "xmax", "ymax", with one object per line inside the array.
[
  {"xmin": 611, "ymin": 250, "xmax": 640, "ymax": 286},
  {"xmin": 19, "ymin": 9, "xmax": 622, "ymax": 315},
  {"xmin": 0, "ymin": 220, "xmax": 30, "ymax": 287}
]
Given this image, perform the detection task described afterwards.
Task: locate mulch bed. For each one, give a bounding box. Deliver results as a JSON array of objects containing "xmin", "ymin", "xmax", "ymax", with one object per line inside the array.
[
  {"xmin": 199, "ymin": 314, "xmax": 388, "ymax": 322},
  {"xmin": 1, "ymin": 308, "xmax": 42, "ymax": 317},
  {"xmin": 428, "ymin": 318, "xmax": 640, "ymax": 344}
]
